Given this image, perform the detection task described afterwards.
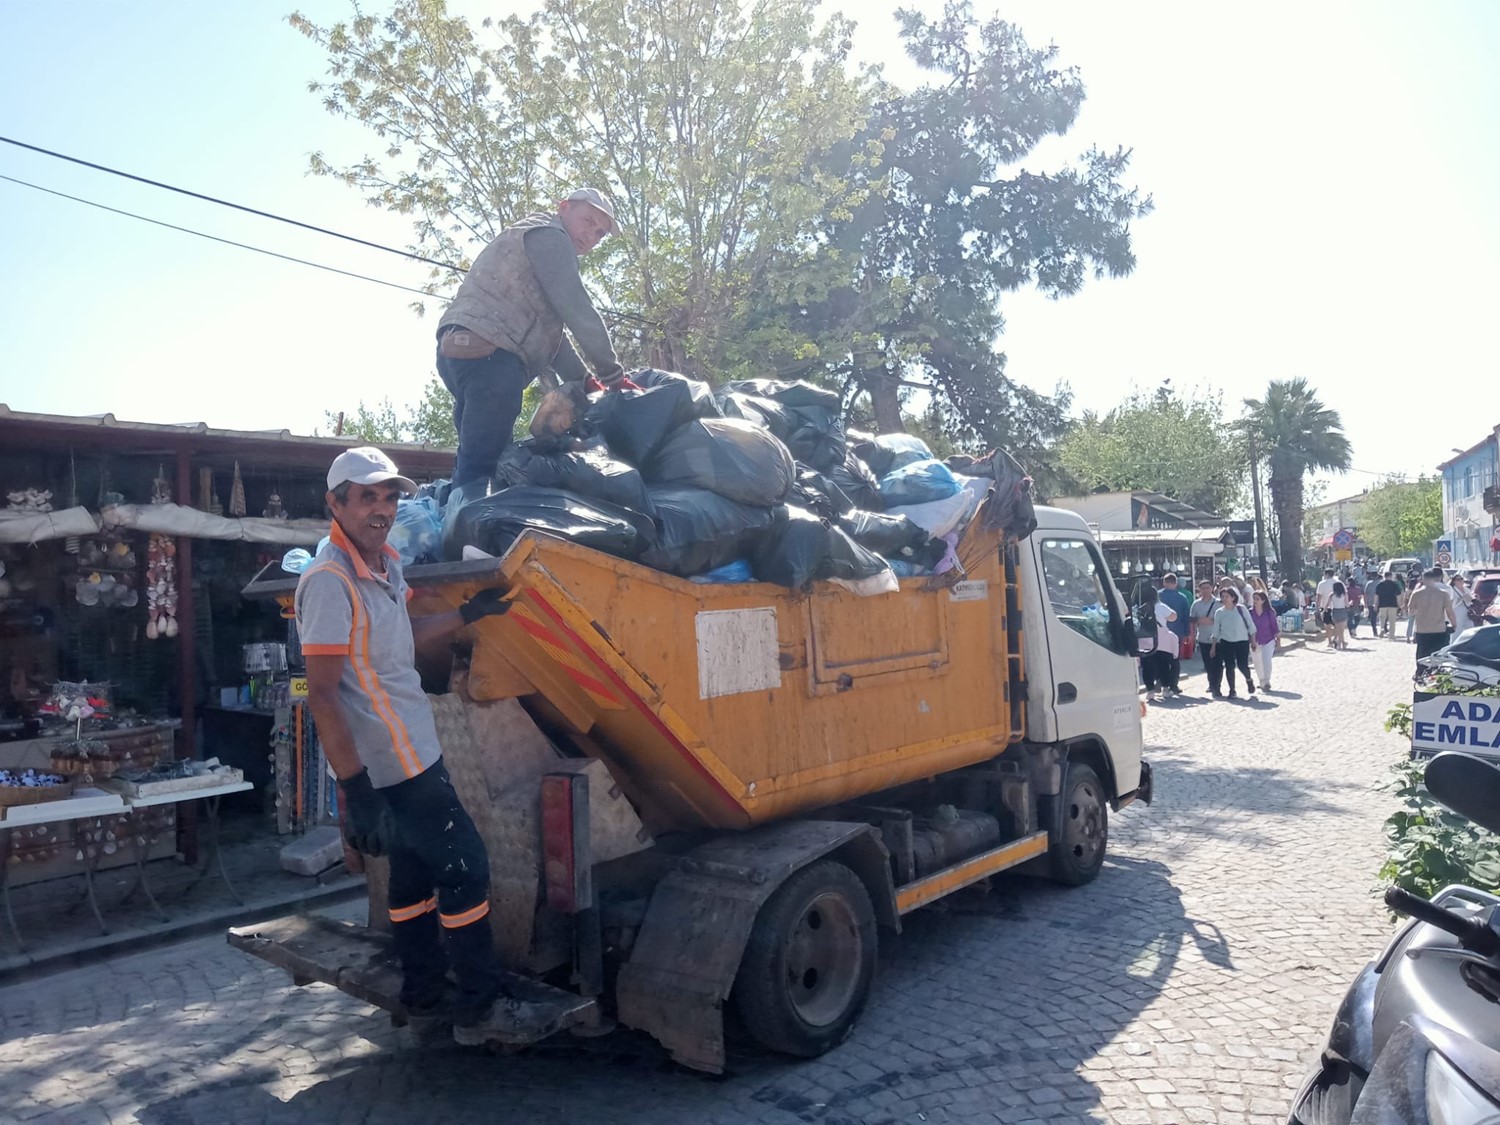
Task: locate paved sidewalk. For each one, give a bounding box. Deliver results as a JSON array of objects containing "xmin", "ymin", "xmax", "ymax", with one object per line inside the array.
[
  {"xmin": 0, "ymin": 635, "xmax": 1416, "ymax": 1124},
  {"xmin": 0, "ymin": 815, "xmax": 363, "ymax": 981}
]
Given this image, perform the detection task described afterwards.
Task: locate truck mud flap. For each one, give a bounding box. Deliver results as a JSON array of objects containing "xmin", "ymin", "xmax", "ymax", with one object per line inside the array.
[{"xmin": 227, "ymin": 915, "xmax": 596, "ymax": 1045}]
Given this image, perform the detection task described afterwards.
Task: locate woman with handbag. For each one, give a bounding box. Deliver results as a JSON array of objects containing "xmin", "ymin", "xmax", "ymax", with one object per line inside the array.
[{"xmin": 1209, "ymin": 587, "xmax": 1257, "ymax": 699}]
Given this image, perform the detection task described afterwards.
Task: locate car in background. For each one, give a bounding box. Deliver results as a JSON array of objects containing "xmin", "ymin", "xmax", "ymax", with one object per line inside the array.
[
  {"xmin": 1382, "ymin": 556, "xmax": 1423, "ymax": 577},
  {"xmin": 1468, "ymin": 569, "xmax": 1500, "ymax": 623}
]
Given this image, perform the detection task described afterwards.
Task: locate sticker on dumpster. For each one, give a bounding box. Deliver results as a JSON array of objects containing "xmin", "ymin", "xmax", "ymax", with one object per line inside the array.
[
  {"xmin": 948, "ymin": 581, "xmax": 989, "ymax": 602},
  {"xmin": 696, "ymin": 608, "xmax": 781, "ymax": 700}
]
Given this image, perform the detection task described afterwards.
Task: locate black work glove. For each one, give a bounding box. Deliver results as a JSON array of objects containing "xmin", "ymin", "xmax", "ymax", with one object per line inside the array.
[
  {"xmin": 460, "ymin": 587, "xmax": 510, "ymax": 626},
  {"xmin": 338, "ymin": 769, "xmax": 394, "ymax": 857}
]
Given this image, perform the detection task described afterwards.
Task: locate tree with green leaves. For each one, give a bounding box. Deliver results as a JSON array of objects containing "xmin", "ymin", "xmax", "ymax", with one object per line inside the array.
[
  {"xmin": 1054, "ymin": 382, "xmax": 1243, "ymax": 516},
  {"xmin": 750, "ymin": 3, "xmax": 1150, "ymax": 463},
  {"xmin": 294, "ymin": 0, "xmax": 1149, "ymax": 469},
  {"xmin": 1242, "ymin": 378, "xmax": 1352, "ymax": 574},
  {"xmin": 290, "ymin": 0, "xmax": 873, "ymax": 377},
  {"xmin": 1359, "ymin": 476, "xmax": 1443, "ymax": 559}
]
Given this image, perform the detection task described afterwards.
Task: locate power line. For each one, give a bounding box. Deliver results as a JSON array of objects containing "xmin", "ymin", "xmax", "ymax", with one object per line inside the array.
[
  {"xmin": 0, "ymin": 173, "xmax": 439, "ymax": 300},
  {"xmin": 0, "ymin": 133, "xmax": 464, "ymax": 275}
]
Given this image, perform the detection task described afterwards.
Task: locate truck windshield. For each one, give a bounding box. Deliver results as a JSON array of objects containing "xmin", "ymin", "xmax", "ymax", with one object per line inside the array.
[{"xmin": 1038, "ymin": 537, "xmax": 1124, "ymax": 653}]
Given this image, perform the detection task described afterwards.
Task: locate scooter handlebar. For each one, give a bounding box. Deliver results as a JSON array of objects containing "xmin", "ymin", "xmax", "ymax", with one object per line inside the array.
[{"xmin": 1385, "ymin": 886, "xmax": 1500, "ymax": 957}]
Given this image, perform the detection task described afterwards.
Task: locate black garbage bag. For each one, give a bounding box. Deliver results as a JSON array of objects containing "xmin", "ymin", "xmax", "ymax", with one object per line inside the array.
[
  {"xmin": 445, "ymin": 486, "xmax": 657, "ymax": 562},
  {"xmin": 717, "ymin": 390, "xmax": 792, "ymax": 433},
  {"xmin": 583, "ymin": 380, "xmax": 699, "ymax": 465},
  {"xmin": 849, "ymin": 430, "xmax": 933, "ymax": 478},
  {"xmin": 965, "ymin": 448, "xmax": 1038, "ymax": 541},
  {"xmin": 496, "ymin": 439, "xmax": 655, "ymax": 518},
  {"xmin": 822, "ymin": 524, "xmax": 894, "ymax": 582},
  {"xmin": 791, "ymin": 467, "xmax": 855, "ymax": 521},
  {"xmin": 640, "ymin": 486, "xmax": 780, "ymax": 577},
  {"xmin": 828, "ymin": 447, "xmax": 882, "ymax": 511},
  {"xmin": 722, "ymin": 379, "xmax": 845, "ymax": 471},
  {"xmin": 644, "ymin": 418, "xmax": 795, "ymax": 507},
  {"xmin": 629, "ymin": 368, "xmax": 721, "ymax": 420},
  {"xmin": 751, "ymin": 505, "xmax": 830, "ymax": 590},
  {"xmin": 837, "ymin": 509, "xmax": 934, "ymax": 558}
]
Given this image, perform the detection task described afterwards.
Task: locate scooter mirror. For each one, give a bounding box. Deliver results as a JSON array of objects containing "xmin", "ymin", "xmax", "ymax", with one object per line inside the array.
[{"xmin": 1424, "ymin": 752, "xmax": 1500, "ymax": 836}]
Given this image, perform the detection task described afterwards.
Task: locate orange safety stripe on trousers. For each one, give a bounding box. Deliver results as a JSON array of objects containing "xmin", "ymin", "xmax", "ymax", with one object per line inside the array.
[
  {"xmin": 439, "ymin": 901, "xmax": 491, "ymax": 929},
  {"xmin": 388, "ymin": 897, "xmax": 437, "ymax": 923},
  {"xmin": 309, "ymin": 563, "xmax": 422, "ymax": 780}
]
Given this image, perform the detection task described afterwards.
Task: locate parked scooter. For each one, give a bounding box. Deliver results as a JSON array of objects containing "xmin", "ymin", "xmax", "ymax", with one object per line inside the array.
[
  {"xmin": 1416, "ymin": 625, "xmax": 1500, "ymax": 691},
  {"xmin": 1288, "ymin": 752, "xmax": 1500, "ymax": 1123}
]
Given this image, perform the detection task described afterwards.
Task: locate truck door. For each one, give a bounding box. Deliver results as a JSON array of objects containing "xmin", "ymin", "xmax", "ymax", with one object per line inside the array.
[{"xmin": 1023, "ymin": 533, "xmax": 1142, "ymax": 794}]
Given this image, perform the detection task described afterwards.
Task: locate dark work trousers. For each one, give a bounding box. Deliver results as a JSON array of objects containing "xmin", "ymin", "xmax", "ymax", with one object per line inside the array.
[
  {"xmin": 1415, "ymin": 631, "xmax": 1450, "ymax": 662},
  {"xmin": 382, "ymin": 758, "xmax": 500, "ymax": 1018},
  {"xmin": 435, "ymin": 338, "xmax": 532, "ymax": 488},
  {"xmin": 1219, "ymin": 639, "xmax": 1254, "ymax": 694},
  {"xmin": 1198, "ymin": 641, "xmax": 1223, "ymax": 694},
  {"xmin": 1148, "ymin": 650, "xmax": 1180, "ymax": 692}
]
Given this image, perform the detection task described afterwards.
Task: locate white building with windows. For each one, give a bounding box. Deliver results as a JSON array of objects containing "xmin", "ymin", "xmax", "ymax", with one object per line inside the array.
[{"xmin": 1437, "ymin": 432, "xmax": 1500, "ymax": 567}]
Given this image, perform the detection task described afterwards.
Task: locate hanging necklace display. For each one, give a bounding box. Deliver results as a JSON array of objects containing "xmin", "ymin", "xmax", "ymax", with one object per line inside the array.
[{"xmin": 145, "ymin": 466, "xmax": 178, "ymax": 640}]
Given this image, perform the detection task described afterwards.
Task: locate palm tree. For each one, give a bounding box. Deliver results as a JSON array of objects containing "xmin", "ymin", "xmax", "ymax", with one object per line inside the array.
[{"xmin": 1242, "ymin": 379, "xmax": 1352, "ymax": 577}]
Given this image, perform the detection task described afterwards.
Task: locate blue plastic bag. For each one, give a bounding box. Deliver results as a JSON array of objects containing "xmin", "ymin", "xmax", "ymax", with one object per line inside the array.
[
  {"xmin": 878, "ymin": 459, "xmax": 961, "ymax": 507},
  {"xmin": 281, "ymin": 536, "xmax": 331, "ymax": 574},
  {"xmin": 689, "ymin": 559, "xmax": 755, "ymax": 584},
  {"xmin": 389, "ymin": 496, "xmax": 444, "ymax": 566}
]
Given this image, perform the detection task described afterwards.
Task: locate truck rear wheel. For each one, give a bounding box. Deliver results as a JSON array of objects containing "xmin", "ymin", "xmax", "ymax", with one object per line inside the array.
[
  {"xmin": 1046, "ymin": 762, "xmax": 1108, "ymax": 886},
  {"xmin": 731, "ymin": 860, "xmax": 877, "ymax": 1058}
]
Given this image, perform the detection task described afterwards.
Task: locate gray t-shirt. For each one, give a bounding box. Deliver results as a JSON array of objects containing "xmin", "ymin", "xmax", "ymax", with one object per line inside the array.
[{"xmin": 1189, "ymin": 597, "xmax": 1217, "ymax": 644}]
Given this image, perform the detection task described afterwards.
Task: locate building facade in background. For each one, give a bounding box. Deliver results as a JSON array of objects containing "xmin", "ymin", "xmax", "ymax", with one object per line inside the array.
[{"xmin": 1437, "ymin": 432, "xmax": 1500, "ymax": 567}]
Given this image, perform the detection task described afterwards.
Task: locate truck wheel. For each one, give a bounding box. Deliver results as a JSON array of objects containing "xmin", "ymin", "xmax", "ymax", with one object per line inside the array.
[
  {"xmin": 1046, "ymin": 762, "xmax": 1108, "ymax": 886},
  {"xmin": 732, "ymin": 860, "xmax": 877, "ymax": 1058}
]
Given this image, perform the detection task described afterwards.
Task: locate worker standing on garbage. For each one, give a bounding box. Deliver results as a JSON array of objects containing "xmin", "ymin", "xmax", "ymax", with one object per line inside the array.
[
  {"xmin": 297, "ymin": 447, "xmax": 548, "ymax": 1043},
  {"xmin": 435, "ymin": 188, "xmax": 627, "ymax": 487}
]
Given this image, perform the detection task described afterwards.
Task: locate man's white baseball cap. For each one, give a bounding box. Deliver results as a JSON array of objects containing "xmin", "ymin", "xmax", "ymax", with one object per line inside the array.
[
  {"xmin": 564, "ymin": 187, "xmax": 617, "ymax": 232},
  {"xmin": 327, "ymin": 447, "xmax": 418, "ymax": 496}
]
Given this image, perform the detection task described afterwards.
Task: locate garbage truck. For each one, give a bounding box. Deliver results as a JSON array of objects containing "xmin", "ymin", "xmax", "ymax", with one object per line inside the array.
[{"xmin": 230, "ymin": 494, "xmax": 1151, "ymax": 1074}]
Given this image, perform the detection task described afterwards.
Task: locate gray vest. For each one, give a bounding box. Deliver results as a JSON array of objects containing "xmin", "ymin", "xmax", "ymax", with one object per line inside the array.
[{"xmin": 439, "ymin": 212, "xmax": 567, "ymax": 377}]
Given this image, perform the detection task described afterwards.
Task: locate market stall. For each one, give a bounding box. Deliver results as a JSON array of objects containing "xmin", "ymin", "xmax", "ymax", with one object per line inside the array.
[{"xmin": 0, "ymin": 405, "xmax": 453, "ymax": 935}]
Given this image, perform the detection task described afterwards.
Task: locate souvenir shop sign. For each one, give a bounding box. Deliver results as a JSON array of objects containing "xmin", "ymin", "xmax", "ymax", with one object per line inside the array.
[{"xmin": 1411, "ymin": 694, "xmax": 1500, "ymax": 759}]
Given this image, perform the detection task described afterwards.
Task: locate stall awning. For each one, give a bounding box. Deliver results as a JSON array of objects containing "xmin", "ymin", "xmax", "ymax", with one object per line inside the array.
[{"xmin": 1097, "ymin": 527, "xmax": 1230, "ymax": 545}]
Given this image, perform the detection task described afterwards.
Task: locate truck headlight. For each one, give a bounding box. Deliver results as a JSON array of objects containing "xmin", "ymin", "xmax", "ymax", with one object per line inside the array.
[{"xmin": 1427, "ymin": 1053, "xmax": 1500, "ymax": 1125}]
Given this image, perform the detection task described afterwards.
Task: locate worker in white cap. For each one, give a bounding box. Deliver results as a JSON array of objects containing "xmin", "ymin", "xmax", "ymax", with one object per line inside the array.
[
  {"xmin": 435, "ymin": 187, "xmax": 626, "ymax": 486},
  {"xmin": 297, "ymin": 447, "xmax": 549, "ymax": 1041}
]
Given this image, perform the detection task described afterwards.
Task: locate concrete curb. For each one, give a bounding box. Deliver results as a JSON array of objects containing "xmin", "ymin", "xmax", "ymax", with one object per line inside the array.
[{"xmin": 0, "ymin": 875, "xmax": 367, "ymax": 985}]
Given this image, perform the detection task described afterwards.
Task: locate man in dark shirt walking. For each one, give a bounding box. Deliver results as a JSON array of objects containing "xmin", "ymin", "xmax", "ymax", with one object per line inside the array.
[
  {"xmin": 1375, "ymin": 574, "xmax": 1402, "ymax": 638},
  {"xmin": 435, "ymin": 188, "xmax": 626, "ymax": 486}
]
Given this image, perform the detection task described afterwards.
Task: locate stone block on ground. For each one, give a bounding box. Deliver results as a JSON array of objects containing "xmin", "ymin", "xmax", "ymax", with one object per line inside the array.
[{"xmin": 279, "ymin": 826, "xmax": 345, "ymax": 876}]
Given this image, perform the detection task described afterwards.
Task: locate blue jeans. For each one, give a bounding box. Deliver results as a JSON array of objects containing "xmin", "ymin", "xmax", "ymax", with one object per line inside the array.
[{"xmin": 435, "ymin": 340, "xmax": 532, "ymax": 487}]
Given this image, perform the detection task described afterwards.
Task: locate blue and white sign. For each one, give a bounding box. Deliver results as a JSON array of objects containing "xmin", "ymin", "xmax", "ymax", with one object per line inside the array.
[
  {"xmin": 1412, "ymin": 695, "xmax": 1500, "ymax": 759},
  {"xmin": 1332, "ymin": 529, "xmax": 1354, "ymax": 550}
]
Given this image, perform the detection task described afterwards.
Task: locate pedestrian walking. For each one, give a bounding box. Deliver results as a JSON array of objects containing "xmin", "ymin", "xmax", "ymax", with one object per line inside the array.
[
  {"xmin": 1449, "ymin": 573, "xmax": 1474, "ymax": 631},
  {"xmin": 1408, "ymin": 567, "xmax": 1460, "ymax": 663},
  {"xmin": 1159, "ymin": 572, "xmax": 1192, "ymax": 673},
  {"xmin": 1190, "ymin": 579, "xmax": 1224, "ymax": 696},
  {"xmin": 1375, "ymin": 572, "xmax": 1401, "ymax": 637},
  {"xmin": 1314, "ymin": 567, "xmax": 1338, "ymax": 646},
  {"xmin": 1209, "ymin": 587, "xmax": 1257, "ymax": 699},
  {"xmin": 1327, "ymin": 580, "xmax": 1350, "ymax": 649},
  {"xmin": 1135, "ymin": 586, "xmax": 1180, "ymax": 698},
  {"xmin": 435, "ymin": 188, "xmax": 626, "ymax": 486},
  {"xmin": 1363, "ymin": 573, "xmax": 1381, "ymax": 637},
  {"xmin": 1249, "ymin": 591, "xmax": 1281, "ymax": 689},
  {"xmin": 1346, "ymin": 577, "xmax": 1365, "ymax": 638},
  {"xmin": 297, "ymin": 448, "xmax": 549, "ymax": 1042}
]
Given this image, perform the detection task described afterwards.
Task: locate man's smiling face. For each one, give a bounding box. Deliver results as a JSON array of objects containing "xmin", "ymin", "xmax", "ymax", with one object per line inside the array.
[{"xmin": 329, "ymin": 482, "xmax": 401, "ymax": 558}]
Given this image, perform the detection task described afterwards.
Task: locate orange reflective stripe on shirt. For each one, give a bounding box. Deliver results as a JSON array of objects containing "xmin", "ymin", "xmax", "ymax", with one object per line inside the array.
[
  {"xmin": 439, "ymin": 901, "xmax": 490, "ymax": 929},
  {"xmin": 308, "ymin": 563, "xmax": 422, "ymax": 781}
]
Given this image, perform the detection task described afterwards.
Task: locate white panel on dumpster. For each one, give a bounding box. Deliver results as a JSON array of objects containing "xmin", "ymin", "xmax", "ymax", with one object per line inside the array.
[{"xmin": 696, "ymin": 608, "xmax": 781, "ymax": 699}]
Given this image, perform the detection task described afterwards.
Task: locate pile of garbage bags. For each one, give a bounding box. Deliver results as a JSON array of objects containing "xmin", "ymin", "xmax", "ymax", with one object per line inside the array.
[{"xmin": 403, "ymin": 369, "xmax": 1034, "ymax": 594}]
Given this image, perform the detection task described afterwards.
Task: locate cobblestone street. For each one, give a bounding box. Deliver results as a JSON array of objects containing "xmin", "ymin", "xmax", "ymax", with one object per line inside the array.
[{"xmin": 0, "ymin": 635, "xmax": 1417, "ymax": 1124}]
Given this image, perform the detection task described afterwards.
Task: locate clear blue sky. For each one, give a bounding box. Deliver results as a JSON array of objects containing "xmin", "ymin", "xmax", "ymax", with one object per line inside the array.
[{"xmin": 2, "ymin": 2, "xmax": 1496, "ymax": 493}]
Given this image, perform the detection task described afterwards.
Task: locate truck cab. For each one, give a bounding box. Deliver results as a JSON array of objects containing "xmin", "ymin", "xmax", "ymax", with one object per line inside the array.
[{"xmin": 1020, "ymin": 505, "xmax": 1145, "ymax": 802}]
